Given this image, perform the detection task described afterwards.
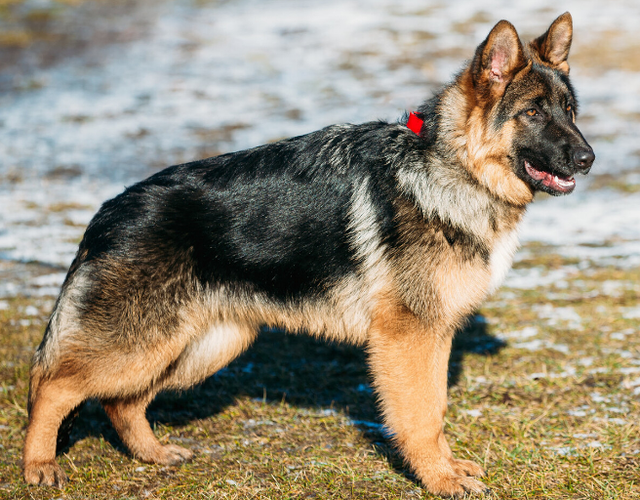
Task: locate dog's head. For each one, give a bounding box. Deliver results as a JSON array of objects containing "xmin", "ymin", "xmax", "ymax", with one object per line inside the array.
[{"xmin": 452, "ymin": 13, "xmax": 594, "ymax": 204}]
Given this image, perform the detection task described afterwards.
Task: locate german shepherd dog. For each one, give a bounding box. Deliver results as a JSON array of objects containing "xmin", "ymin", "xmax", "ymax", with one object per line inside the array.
[{"xmin": 24, "ymin": 12, "xmax": 593, "ymax": 497}]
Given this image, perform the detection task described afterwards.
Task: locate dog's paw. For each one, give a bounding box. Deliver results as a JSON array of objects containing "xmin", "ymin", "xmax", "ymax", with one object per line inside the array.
[
  {"xmin": 418, "ymin": 461, "xmax": 489, "ymax": 498},
  {"xmin": 450, "ymin": 458, "xmax": 485, "ymax": 478},
  {"xmin": 23, "ymin": 460, "xmax": 68, "ymax": 488},
  {"xmin": 154, "ymin": 444, "xmax": 194, "ymax": 465},
  {"xmin": 428, "ymin": 475, "xmax": 488, "ymax": 498},
  {"xmin": 454, "ymin": 476, "xmax": 489, "ymax": 497}
]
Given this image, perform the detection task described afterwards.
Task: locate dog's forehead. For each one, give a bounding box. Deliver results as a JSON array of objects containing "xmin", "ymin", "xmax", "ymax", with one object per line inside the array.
[{"xmin": 506, "ymin": 64, "xmax": 574, "ymax": 107}]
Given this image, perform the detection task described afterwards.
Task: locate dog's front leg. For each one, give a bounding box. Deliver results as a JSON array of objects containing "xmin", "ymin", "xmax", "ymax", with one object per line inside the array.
[{"xmin": 368, "ymin": 304, "xmax": 487, "ymax": 497}]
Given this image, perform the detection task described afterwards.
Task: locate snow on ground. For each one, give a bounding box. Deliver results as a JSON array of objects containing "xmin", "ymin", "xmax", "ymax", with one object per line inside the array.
[{"xmin": 1, "ymin": 0, "xmax": 640, "ymax": 294}]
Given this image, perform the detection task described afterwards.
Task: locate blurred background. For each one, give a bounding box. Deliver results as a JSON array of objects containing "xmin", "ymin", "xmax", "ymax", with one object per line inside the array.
[{"xmin": 0, "ymin": 0, "xmax": 639, "ymax": 296}]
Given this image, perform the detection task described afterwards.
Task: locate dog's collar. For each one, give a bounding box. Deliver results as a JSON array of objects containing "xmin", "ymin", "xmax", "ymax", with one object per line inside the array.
[{"xmin": 407, "ymin": 112, "xmax": 424, "ymax": 135}]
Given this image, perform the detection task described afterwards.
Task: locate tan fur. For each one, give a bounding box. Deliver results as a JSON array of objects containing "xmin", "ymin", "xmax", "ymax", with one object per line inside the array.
[
  {"xmin": 464, "ymin": 106, "xmax": 534, "ymax": 206},
  {"xmin": 437, "ymin": 67, "xmax": 535, "ymax": 207},
  {"xmin": 23, "ymin": 377, "xmax": 87, "ymax": 487},
  {"xmin": 392, "ymin": 198, "xmax": 523, "ymax": 321},
  {"xmin": 367, "ymin": 297, "xmax": 487, "ymax": 496},
  {"xmin": 431, "ymin": 255, "xmax": 491, "ymax": 324},
  {"xmin": 102, "ymin": 393, "xmax": 193, "ymax": 464}
]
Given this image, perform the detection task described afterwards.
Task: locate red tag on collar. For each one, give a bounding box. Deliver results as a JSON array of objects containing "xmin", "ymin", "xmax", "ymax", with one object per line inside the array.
[{"xmin": 406, "ymin": 111, "xmax": 424, "ymax": 135}]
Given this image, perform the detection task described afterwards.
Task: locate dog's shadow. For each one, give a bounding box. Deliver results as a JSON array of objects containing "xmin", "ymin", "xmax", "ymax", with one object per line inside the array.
[{"xmin": 67, "ymin": 313, "xmax": 504, "ymax": 478}]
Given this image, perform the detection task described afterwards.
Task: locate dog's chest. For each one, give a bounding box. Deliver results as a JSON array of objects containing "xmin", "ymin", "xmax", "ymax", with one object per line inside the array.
[{"xmin": 487, "ymin": 229, "xmax": 520, "ymax": 293}]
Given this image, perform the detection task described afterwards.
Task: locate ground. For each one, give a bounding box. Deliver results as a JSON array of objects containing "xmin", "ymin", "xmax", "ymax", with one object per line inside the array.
[{"xmin": 1, "ymin": 249, "xmax": 639, "ymax": 499}]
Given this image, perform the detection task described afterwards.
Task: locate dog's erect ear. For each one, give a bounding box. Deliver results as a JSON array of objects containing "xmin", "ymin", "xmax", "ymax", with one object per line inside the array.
[
  {"xmin": 472, "ymin": 20, "xmax": 527, "ymax": 98},
  {"xmin": 530, "ymin": 12, "xmax": 573, "ymax": 74}
]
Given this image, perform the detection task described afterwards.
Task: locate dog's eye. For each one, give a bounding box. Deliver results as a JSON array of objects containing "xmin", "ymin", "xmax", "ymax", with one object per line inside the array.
[
  {"xmin": 525, "ymin": 109, "xmax": 538, "ymax": 117},
  {"xmin": 566, "ymin": 104, "xmax": 573, "ymax": 113}
]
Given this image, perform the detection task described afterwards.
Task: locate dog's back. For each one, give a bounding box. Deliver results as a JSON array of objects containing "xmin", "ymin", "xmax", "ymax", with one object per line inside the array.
[
  {"xmin": 35, "ymin": 120, "xmax": 422, "ymax": 354},
  {"xmin": 24, "ymin": 120, "xmax": 432, "ymax": 486}
]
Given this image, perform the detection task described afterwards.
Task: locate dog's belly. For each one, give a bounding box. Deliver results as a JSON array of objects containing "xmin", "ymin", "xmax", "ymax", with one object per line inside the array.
[
  {"xmin": 160, "ymin": 280, "xmax": 377, "ymax": 390},
  {"xmin": 162, "ymin": 322, "xmax": 256, "ymax": 389}
]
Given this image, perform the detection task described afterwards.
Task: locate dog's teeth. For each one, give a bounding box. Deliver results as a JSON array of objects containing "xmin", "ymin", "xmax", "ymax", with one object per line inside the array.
[{"xmin": 555, "ymin": 176, "xmax": 576, "ymax": 189}]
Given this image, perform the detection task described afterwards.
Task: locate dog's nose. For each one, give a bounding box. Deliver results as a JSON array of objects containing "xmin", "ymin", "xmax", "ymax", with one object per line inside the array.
[{"xmin": 573, "ymin": 147, "xmax": 595, "ymax": 172}]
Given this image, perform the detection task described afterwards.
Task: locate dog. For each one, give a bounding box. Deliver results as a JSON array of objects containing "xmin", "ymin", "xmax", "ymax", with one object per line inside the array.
[{"xmin": 23, "ymin": 12, "xmax": 593, "ymax": 497}]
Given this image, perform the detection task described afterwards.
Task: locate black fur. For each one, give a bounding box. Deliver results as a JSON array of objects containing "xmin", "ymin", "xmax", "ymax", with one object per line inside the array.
[{"xmin": 77, "ymin": 123, "xmax": 427, "ymax": 304}]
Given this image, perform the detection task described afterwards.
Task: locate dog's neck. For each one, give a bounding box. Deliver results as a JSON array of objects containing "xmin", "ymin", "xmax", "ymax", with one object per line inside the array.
[
  {"xmin": 396, "ymin": 153, "xmax": 525, "ymax": 243},
  {"xmin": 397, "ymin": 80, "xmax": 528, "ymax": 242},
  {"xmin": 417, "ymin": 70, "xmax": 535, "ymax": 207}
]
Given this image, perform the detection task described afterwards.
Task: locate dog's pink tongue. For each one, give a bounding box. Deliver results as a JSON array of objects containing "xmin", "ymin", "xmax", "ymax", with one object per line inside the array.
[{"xmin": 525, "ymin": 161, "xmax": 575, "ymax": 193}]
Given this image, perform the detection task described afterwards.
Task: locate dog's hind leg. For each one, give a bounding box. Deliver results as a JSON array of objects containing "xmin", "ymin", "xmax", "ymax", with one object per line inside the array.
[
  {"xmin": 101, "ymin": 321, "xmax": 257, "ymax": 465},
  {"xmin": 101, "ymin": 391, "xmax": 193, "ymax": 465},
  {"xmin": 23, "ymin": 375, "xmax": 87, "ymax": 488}
]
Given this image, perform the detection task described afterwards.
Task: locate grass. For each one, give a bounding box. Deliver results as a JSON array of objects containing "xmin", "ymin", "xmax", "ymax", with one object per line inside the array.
[{"xmin": 1, "ymin": 245, "xmax": 639, "ymax": 499}]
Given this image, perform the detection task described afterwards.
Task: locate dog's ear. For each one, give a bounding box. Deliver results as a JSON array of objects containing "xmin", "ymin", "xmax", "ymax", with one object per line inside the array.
[
  {"xmin": 472, "ymin": 20, "xmax": 527, "ymax": 98},
  {"xmin": 530, "ymin": 12, "xmax": 572, "ymax": 74}
]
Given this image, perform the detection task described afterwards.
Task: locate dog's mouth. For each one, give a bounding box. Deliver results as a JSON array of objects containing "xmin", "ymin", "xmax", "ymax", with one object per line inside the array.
[{"xmin": 524, "ymin": 160, "xmax": 576, "ymax": 194}]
